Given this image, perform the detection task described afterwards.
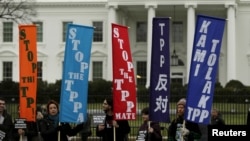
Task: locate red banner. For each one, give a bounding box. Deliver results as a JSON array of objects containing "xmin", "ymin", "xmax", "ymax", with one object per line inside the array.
[
  {"xmin": 112, "ymin": 23, "xmax": 136, "ymax": 120},
  {"xmin": 19, "ymin": 25, "xmax": 37, "ymax": 122}
]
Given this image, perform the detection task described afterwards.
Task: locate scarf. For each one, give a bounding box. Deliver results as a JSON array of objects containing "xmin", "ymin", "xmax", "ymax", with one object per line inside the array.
[{"xmin": 48, "ymin": 114, "xmax": 59, "ymax": 127}]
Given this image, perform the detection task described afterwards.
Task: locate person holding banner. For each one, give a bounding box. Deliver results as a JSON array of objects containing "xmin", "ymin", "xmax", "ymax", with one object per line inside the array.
[
  {"xmin": 39, "ymin": 100, "xmax": 85, "ymax": 141},
  {"xmin": 0, "ymin": 97, "xmax": 14, "ymax": 141},
  {"xmin": 96, "ymin": 97, "xmax": 131, "ymax": 141},
  {"xmin": 12, "ymin": 105, "xmax": 41, "ymax": 141},
  {"xmin": 79, "ymin": 113, "xmax": 92, "ymax": 141},
  {"xmin": 167, "ymin": 98, "xmax": 201, "ymax": 141},
  {"xmin": 136, "ymin": 107, "xmax": 162, "ymax": 141}
]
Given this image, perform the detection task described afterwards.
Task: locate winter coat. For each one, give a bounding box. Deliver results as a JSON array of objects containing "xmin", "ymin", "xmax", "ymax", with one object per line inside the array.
[
  {"xmin": 0, "ymin": 110, "xmax": 13, "ymax": 141},
  {"xmin": 167, "ymin": 116, "xmax": 201, "ymax": 141},
  {"xmin": 136, "ymin": 121, "xmax": 162, "ymax": 141},
  {"xmin": 96, "ymin": 114, "xmax": 130, "ymax": 141},
  {"xmin": 39, "ymin": 115, "xmax": 83, "ymax": 141}
]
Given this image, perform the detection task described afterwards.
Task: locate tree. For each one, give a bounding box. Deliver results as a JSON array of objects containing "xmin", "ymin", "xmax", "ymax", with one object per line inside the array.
[{"xmin": 0, "ymin": 0, "xmax": 36, "ymax": 23}]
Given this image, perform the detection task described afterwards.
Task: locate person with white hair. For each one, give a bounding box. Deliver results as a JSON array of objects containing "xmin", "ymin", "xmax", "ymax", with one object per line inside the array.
[{"xmin": 167, "ymin": 98, "xmax": 201, "ymax": 141}]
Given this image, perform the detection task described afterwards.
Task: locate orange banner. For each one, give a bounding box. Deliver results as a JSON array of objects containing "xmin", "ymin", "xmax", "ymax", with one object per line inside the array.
[{"xmin": 19, "ymin": 25, "xmax": 37, "ymax": 122}]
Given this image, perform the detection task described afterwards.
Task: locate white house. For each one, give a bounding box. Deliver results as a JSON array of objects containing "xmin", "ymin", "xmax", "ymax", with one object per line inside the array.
[{"xmin": 0, "ymin": 0, "xmax": 250, "ymax": 87}]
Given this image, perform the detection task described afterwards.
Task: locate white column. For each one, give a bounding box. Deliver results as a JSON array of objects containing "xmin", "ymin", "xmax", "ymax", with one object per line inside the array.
[
  {"xmin": 145, "ymin": 3, "xmax": 157, "ymax": 88},
  {"xmin": 185, "ymin": 3, "xmax": 196, "ymax": 84},
  {"xmin": 106, "ymin": 4, "xmax": 117, "ymax": 81},
  {"xmin": 225, "ymin": 3, "xmax": 236, "ymax": 82}
]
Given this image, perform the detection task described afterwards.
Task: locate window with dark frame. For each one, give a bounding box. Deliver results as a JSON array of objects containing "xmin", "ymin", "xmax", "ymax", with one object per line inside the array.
[
  {"xmin": 136, "ymin": 22, "xmax": 147, "ymax": 42},
  {"xmin": 93, "ymin": 21, "xmax": 103, "ymax": 42},
  {"xmin": 93, "ymin": 61, "xmax": 103, "ymax": 81},
  {"xmin": 37, "ymin": 61, "xmax": 43, "ymax": 80},
  {"xmin": 34, "ymin": 22, "xmax": 43, "ymax": 42},
  {"xmin": 62, "ymin": 21, "xmax": 73, "ymax": 42},
  {"xmin": 3, "ymin": 61, "xmax": 13, "ymax": 81},
  {"xmin": 172, "ymin": 21, "xmax": 183, "ymax": 43},
  {"xmin": 3, "ymin": 22, "xmax": 13, "ymax": 42},
  {"xmin": 136, "ymin": 61, "xmax": 147, "ymax": 86}
]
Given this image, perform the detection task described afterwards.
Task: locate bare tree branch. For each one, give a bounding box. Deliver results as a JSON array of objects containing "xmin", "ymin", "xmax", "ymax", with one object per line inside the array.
[{"xmin": 0, "ymin": 0, "xmax": 37, "ymax": 23}]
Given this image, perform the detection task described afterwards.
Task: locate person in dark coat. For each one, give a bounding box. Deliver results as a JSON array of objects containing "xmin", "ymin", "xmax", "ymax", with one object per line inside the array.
[
  {"xmin": 167, "ymin": 98, "xmax": 201, "ymax": 141},
  {"xmin": 39, "ymin": 100, "xmax": 84, "ymax": 141},
  {"xmin": 136, "ymin": 107, "xmax": 162, "ymax": 141},
  {"xmin": 210, "ymin": 108, "xmax": 225, "ymax": 126},
  {"xmin": 12, "ymin": 120, "xmax": 38, "ymax": 141},
  {"xmin": 79, "ymin": 113, "xmax": 92, "ymax": 141},
  {"xmin": 12, "ymin": 105, "xmax": 44, "ymax": 141},
  {"xmin": 96, "ymin": 97, "xmax": 131, "ymax": 141},
  {"xmin": 0, "ymin": 97, "xmax": 14, "ymax": 141}
]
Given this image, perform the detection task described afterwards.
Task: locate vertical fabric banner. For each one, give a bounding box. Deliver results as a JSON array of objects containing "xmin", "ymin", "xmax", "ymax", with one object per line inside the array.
[
  {"xmin": 112, "ymin": 23, "xmax": 136, "ymax": 120},
  {"xmin": 149, "ymin": 18, "xmax": 170, "ymax": 122},
  {"xmin": 19, "ymin": 25, "xmax": 37, "ymax": 122},
  {"xmin": 59, "ymin": 24, "xmax": 94, "ymax": 123},
  {"xmin": 185, "ymin": 15, "xmax": 226, "ymax": 124}
]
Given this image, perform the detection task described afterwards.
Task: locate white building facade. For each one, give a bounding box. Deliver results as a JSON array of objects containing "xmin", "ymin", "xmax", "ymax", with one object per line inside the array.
[{"xmin": 0, "ymin": 0, "xmax": 250, "ymax": 87}]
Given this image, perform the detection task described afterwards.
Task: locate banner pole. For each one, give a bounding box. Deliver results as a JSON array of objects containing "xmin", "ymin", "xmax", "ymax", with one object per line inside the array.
[
  {"xmin": 148, "ymin": 121, "xmax": 151, "ymax": 140},
  {"xmin": 181, "ymin": 120, "xmax": 186, "ymax": 141},
  {"xmin": 58, "ymin": 123, "xmax": 61, "ymax": 141},
  {"xmin": 19, "ymin": 135, "xmax": 22, "ymax": 141},
  {"xmin": 113, "ymin": 126, "xmax": 116, "ymax": 141}
]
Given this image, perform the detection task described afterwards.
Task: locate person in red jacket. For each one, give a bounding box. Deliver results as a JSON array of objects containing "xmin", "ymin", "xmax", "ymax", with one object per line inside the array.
[{"xmin": 136, "ymin": 107, "xmax": 162, "ymax": 141}]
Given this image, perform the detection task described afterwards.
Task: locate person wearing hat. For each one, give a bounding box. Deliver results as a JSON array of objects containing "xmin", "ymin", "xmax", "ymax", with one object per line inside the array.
[
  {"xmin": 167, "ymin": 98, "xmax": 201, "ymax": 141},
  {"xmin": 96, "ymin": 97, "xmax": 131, "ymax": 141}
]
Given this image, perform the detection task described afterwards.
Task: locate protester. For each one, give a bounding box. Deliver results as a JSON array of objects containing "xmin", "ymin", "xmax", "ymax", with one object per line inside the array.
[
  {"xmin": 12, "ymin": 105, "xmax": 39, "ymax": 141},
  {"xmin": 39, "ymin": 100, "xmax": 84, "ymax": 141},
  {"xmin": 79, "ymin": 113, "xmax": 92, "ymax": 141},
  {"xmin": 136, "ymin": 107, "xmax": 162, "ymax": 141},
  {"xmin": 210, "ymin": 108, "xmax": 225, "ymax": 126},
  {"xmin": 167, "ymin": 98, "xmax": 201, "ymax": 141},
  {"xmin": 96, "ymin": 97, "xmax": 131, "ymax": 141},
  {"xmin": 0, "ymin": 97, "xmax": 14, "ymax": 141},
  {"xmin": 40, "ymin": 104, "xmax": 47, "ymax": 117},
  {"xmin": 35, "ymin": 106, "xmax": 45, "ymax": 141}
]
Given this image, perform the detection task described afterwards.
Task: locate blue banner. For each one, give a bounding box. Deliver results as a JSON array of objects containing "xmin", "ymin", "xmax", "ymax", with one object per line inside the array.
[
  {"xmin": 149, "ymin": 18, "xmax": 170, "ymax": 122},
  {"xmin": 185, "ymin": 15, "xmax": 226, "ymax": 124},
  {"xmin": 59, "ymin": 24, "xmax": 94, "ymax": 123}
]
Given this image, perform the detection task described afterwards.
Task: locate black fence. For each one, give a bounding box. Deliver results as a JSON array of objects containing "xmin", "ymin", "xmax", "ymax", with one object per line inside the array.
[{"xmin": 4, "ymin": 94, "xmax": 250, "ymax": 141}]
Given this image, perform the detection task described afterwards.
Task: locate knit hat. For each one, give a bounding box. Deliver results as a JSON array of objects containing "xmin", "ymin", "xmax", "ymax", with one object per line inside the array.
[{"xmin": 177, "ymin": 98, "xmax": 186, "ymax": 106}]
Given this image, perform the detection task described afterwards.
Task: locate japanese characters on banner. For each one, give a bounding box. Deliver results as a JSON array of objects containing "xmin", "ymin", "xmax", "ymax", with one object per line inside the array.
[
  {"xmin": 149, "ymin": 18, "xmax": 170, "ymax": 122},
  {"xmin": 112, "ymin": 23, "xmax": 136, "ymax": 120},
  {"xmin": 59, "ymin": 24, "xmax": 94, "ymax": 123},
  {"xmin": 19, "ymin": 25, "xmax": 37, "ymax": 122},
  {"xmin": 185, "ymin": 15, "xmax": 226, "ymax": 124}
]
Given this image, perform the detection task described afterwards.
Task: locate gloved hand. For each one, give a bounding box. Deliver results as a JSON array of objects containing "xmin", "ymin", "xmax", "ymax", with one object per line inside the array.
[
  {"xmin": 56, "ymin": 125, "xmax": 62, "ymax": 131},
  {"xmin": 181, "ymin": 127, "xmax": 190, "ymax": 136},
  {"xmin": 75, "ymin": 123, "xmax": 84, "ymax": 131},
  {"xmin": 56, "ymin": 123, "xmax": 70, "ymax": 132}
]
